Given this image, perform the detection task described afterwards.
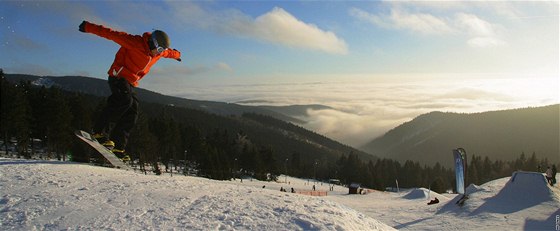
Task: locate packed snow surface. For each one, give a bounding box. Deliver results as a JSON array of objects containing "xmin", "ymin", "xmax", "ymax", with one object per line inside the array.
[
  {"xmin": 0, "ymin": 159, "xmax": 391, "ymax": 230},
  {"xmin": 1, "ymin": 159, "xmax": 559, "ymax": 230}
]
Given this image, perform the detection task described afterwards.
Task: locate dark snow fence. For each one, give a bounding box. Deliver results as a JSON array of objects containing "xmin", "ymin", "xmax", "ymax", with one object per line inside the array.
[{"xmin": 296, "ymin": 190, "xmax": 328, "ymax": 196}]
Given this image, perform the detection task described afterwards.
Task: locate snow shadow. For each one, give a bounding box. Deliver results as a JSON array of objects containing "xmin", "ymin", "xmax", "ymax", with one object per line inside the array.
[
  {"xmin": 523, "ymin": 208, "xmax": 560, "ymax": 231},
  {"xmin": 393, "ymin": 217, "xmax": 432, "ymax": 230},
  {"xmin": 435, "ymin": 194, "xmax": 468, "ymax": 215},
  {"xmin": 472, "ymin": 171, "xmax": 554, "ymax": 215}
]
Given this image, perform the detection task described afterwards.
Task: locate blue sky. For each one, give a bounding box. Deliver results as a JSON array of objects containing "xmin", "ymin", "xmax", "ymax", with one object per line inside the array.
[{"xmin": 1, "ymin": 1, "xmax": 558, "ymax": 146}]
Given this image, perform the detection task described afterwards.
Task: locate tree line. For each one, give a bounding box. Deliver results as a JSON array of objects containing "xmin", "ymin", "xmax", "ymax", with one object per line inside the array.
[
  {"xmin": 2, "ymin": 70, "xmax": 556, "ymax": 192},
  {"xmin": 333, "ymin": 151, "xmax": 556, "ymax": 193},
  {"xmin": 466, "ymin": 152, "xmax": 556, "ymax": 186}
]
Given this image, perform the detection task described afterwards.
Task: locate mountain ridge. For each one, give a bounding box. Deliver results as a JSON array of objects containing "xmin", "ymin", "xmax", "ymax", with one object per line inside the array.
[
  {"xmin": 361, "ymin": 105, "xmax": 560, "ymax": 167},
  {"xmin": 5, "ymin": 74, "xmax": 304, "ymax": 123}
]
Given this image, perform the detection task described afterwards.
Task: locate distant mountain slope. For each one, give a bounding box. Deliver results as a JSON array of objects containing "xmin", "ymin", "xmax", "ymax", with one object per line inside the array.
[
  {"xmin": 361, "ymin": 105, "xmax": 560, "ymax": 167},
  {"xmin": 5, "ymin": 74, "xmax": 300, "ymax": 123}
]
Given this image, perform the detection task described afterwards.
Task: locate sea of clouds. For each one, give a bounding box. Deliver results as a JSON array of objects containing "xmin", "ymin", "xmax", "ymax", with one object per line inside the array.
[{"xmin": 159, "ymin": 76, "xmax": 558, "ymax": 147}]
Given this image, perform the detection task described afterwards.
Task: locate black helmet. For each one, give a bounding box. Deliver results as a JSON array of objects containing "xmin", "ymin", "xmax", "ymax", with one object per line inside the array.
[{"xmin": 151, "ymin": 30, "xmax": 170, "ymax": 49}]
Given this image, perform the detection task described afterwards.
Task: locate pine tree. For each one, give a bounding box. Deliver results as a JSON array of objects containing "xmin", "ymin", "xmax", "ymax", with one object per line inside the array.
[
  {"xmin": 67, "ymin": 94, "xmax": 93, "ymax": 162},
  {"xmin": 430, "ymin": 177, "xmax": 446, "ymax": 193},
  {"xmin": 0, "ymin": 77, "xmax": 31, "ymax": 157},
  {"xmin": 129, "ymin": 112, "xmax": 159, "ymax": 166},
  {"xmin": 526, "ymin": 152, "xmax": 538, "ymax": 172},
  {"xmin": 467, "ymin": 154, "xmax": 480, "ymax": 185},
  {"xmin": 29, "ymin": 86, "xmax": 49, "ymax": 158},
  {"xmin": 44, "ymin": 87, "xmax": 73, "ymax": 160},
  {"xmin": 9, "ymin": 82, "xmax": 32, "ymax": 158},
  {"xmin": 0, "ymin": 71, "xmax": 10, "ymax": 153}
]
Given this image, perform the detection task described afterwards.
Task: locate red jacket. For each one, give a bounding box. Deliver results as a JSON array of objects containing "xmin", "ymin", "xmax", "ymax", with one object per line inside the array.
[{"xmin": 82, "ymin": 22, "xmax": 181, "ymax": 87}]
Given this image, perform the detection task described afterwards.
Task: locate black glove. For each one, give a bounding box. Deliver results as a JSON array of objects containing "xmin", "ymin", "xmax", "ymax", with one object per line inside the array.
[{"xmin": 79, "ymin": 21, "xmax": 87, "ymax": 32}]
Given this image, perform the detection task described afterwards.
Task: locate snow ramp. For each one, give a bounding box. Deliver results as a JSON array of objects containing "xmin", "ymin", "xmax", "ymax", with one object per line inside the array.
[
  {"xmin": 402, "ymin": 188, "xmax": 439, "ymax": 200},
  {"xmin": 438, "ymin": 171, "xmax": 559, "ymax": 215},
  {"xmin": 472, "ymin": 171, "xmax": 559, "ymax": 215},
  {"xmin": 465, "ymin": 183, "xmax": 484, "ymax": 194}
]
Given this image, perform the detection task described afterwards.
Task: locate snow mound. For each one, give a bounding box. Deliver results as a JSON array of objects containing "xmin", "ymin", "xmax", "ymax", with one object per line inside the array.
[
  {"xmin": 440, "ymin": 171, "xmax": 560, "ymax": 219},
  {"xmin": 465, "ymin": 183, "xmax": 484, "ymax": 194},
  {"xmin": 485, "ymin": 171, "xmax": 559, "ymax": 206},
  {"xmin": 402, "ymin": 188, "xmax": 433, "ymax": 200},
  {"xmin": 0, "ymin": 159, "xmax": 394, "ymax": 230}
]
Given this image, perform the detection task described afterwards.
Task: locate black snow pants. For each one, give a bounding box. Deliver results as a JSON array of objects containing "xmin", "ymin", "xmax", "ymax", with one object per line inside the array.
[{"xmin": 93, "ymin": 76, "xmax": 138, "ymax": 150}]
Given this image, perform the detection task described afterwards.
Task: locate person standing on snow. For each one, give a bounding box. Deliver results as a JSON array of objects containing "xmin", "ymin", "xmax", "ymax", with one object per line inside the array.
[
  {"xmin": 545, "ymin": 166, "xmax": 553, "ymax": 186},
  {"xmin": 79, "ymin": 21, "xmax": 182, "ymax": 160}
]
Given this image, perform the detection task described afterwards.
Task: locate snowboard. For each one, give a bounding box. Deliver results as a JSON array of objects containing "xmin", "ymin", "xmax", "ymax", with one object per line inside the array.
[{"xmin": 74, "ymin": 130, "xmax": 131, "ymax": 170}]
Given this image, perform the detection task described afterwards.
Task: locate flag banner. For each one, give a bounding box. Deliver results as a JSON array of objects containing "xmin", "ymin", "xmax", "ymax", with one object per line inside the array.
[{"xmin": 453, "ymin": 148, "xmax": 467, "ymax": 195}]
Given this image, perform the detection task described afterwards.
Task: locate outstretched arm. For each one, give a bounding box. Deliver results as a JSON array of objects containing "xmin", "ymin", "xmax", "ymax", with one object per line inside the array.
[{"xmin": 79, "ymin": 21, "xmax": 139, "ymax": 49}]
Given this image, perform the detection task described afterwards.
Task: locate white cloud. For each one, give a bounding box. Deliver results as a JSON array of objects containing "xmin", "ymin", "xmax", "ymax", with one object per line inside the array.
[
  {"xmin": 388, "ymin": 9, "xmax": 455, "ymax": 35},
  {"xmin": 350, "ymin": 6, "xmax": 507, "ymax": 48},
  {"xmin": 455, "ymin": 13, "xmax": 506, "ymax": 48},
  {"xmin": 170, "ymin": 5, "xmax": 348, "ymax": 54},
  {"xmin": 455, "ymin": 13, "xmax": 495, "ymax": 36},
  {"xmin": 350, "ymin": 7, "xmax": 454, "ymax": 35},
  {"xmin": 249, "ymin": 7, "xmax": 348, "ymax": 54}
]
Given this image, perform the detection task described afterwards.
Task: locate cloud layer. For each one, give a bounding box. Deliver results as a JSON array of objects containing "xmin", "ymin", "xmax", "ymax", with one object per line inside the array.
[{"xmin": 176, "ymin": 76, "xmax": 559, "ymax": 147}]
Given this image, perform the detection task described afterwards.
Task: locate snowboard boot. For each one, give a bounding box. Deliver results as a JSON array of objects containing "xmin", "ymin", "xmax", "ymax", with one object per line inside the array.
[
  {"xmin": 92, "ymin": 133, "xmax": 115, "ymax": 150},
  {"xmin": 101, "ymin": 140, "xmax": 115, "ymax": 150},
  {"xmin": 112, "ymin": 149, "xmax": 131, "ymax": 162}
]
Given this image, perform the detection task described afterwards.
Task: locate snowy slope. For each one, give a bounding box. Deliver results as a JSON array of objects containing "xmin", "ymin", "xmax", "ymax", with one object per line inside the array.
[
  {"xmin": 2, "ymin": 159, "xmax": 559, "ymax": 230},
  {"xmin": 328, "ymin": 171, "xmax": 559, "ymax": 230},
  {"xmin": 0, "ymin": 159, "xmax": 393, "ymax": 230}
]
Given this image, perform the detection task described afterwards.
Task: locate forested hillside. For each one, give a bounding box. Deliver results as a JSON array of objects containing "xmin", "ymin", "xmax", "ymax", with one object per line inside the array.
[
  {"xmin": 1, "ymin": 71, "xmax": 373, "ymax": 183},
  {"xmin": 4, "ymin": 74, "xmax": 300, "ymax": 123},
  {"xmin": 362, "ymin": 105, "xmax": 560, "ymax": 167}
]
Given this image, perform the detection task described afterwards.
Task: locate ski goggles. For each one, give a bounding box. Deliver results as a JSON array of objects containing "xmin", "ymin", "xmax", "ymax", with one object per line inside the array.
[{"xmin": 151, "ymin": 35, "xmax": 167, "ymax": 54}]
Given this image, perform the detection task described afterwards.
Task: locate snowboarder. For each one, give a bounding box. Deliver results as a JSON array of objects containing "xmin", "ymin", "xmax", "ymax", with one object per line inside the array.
[
  {"xmin": 427, "ymin": 197, "xmax": 439, "ymax": 205},
  {"xmin": 545, "ymin": 166, "xmax": 553, "ymax": 186},
  {"xmin": 78, "ymin": 21, "xmax": 182, "ymax": 160}
]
